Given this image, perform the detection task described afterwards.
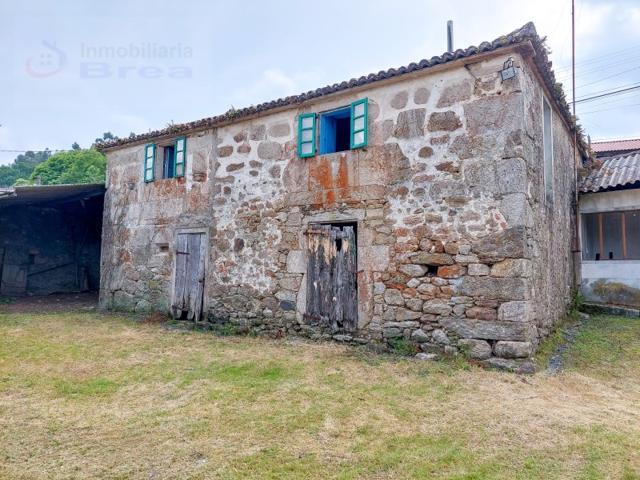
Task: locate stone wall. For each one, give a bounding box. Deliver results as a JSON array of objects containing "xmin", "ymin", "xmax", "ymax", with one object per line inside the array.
[
  {"xmin": 100, "ymin": 49, "xmax": 577, "ymax": 365},
  {"xmin": 100, "ymin": 130, "xmax": 215, "ymax": 312},
  {"xmin": 520, "ymin": 59, "xmax": 577, "ymax": 340}
]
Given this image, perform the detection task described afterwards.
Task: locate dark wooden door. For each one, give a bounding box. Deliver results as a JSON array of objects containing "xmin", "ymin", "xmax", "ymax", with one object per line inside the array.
[
  {"xmin": 172, "ymin": 232, "xmax": 206, "ymax": 321},
  {"xmin": 306, "ymin": 224, "xmax": 357, "ymax": 332}
]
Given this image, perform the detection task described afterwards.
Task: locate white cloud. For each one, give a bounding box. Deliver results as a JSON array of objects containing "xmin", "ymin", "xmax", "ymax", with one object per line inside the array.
[
  {"xmin": 109, "ymin": 114, "xmax": 149, "ymax": 138},
  {"xmin": 229, "ymin": 68, "xmax": 323, "ymax": 108}
]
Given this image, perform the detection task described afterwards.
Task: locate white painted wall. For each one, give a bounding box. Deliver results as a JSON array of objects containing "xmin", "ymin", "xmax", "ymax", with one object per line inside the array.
[{"xmin": 580, "ymin": 188, "xmax": 640, "ymax": 213}]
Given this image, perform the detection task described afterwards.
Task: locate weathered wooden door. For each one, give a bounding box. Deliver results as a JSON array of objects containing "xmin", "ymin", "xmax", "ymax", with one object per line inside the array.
[
  {"xmin": 1, "ymin": 264, "xmax": 27, "ymax": 296},
  {"xmin": 306, "ymin": 224, "xmax": 357, "ymax": 332},
  {"xmin": 172, "ymin": 232, "xmax": 206, "ymax": 321}
]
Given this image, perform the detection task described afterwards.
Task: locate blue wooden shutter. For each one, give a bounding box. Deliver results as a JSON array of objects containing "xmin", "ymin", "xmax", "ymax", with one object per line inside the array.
[
  {"xmin": 350, "ymin": 98, "xmax": 368, "ymax": 149},
  {"xmin": 174, "ymin": 136, "xmax": 186, "ymax": 177},
  {"xmin": 298, "ymin": 113, "xmax": 316, "ymax": 158},
  {"xmin": 144, "ymin": 144, "xmax": 156, "ymax": 182}
]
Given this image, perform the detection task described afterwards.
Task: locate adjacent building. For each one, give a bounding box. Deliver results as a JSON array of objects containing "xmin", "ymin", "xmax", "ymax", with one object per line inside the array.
[
  {"xmin": 99, "ymin": 23, "xmax": 587, "ymax": 366},
  {"xmin": 579, "ymin": 149, "xmax": 640, "ymax": 307},
  {"xmin": 0, "ymin": 184, "xmax": 104, "ymax": 296}
]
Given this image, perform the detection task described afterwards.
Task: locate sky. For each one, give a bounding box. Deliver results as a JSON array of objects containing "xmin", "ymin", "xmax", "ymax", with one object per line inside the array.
[{"xmin": 1, "ymin": 0, "xmax": 639, "ymax": 165}]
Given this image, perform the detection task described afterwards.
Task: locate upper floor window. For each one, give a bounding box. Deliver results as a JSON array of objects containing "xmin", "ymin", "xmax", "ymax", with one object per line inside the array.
[
  {"xmin": 297, "ymin": 98, "xmax": 368, "ymax": 158},
  {"xmin": 143, "ymin": 136, "xmax": 186, "ymax": 183},
  {"xmin": 320, "ymin": 107, "xmax": 350, "ymax": 154},
  {"xmin": 543, "ymin": 97, "xmax": 554, "ymax": 203}
]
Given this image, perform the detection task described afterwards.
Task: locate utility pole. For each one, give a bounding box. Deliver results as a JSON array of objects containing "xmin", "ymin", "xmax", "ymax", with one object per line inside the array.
[
  {"xmin": 572, "ymin": 0, "xmax": 576, "ymax": 121},
  {"xmin": 572, "ymin": 0, "xmax": 582, "ymax": 289}
]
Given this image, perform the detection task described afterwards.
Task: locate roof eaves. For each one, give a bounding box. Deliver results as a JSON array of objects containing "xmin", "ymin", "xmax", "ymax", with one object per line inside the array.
[{"xmin": 99, "ymin": 21, "xmax": 587, "ymax": 157}]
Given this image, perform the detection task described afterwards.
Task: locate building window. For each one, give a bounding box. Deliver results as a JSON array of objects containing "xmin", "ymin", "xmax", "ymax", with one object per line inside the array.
[
  {"xmin": 143, "ymin": 136, "xmax": 186, "ymax": 183},
  {"xmin": 543, "ymin": 97, "xmax": 554, "ymax": 203},
  {"xmin": 297, "ymin": 98, "xmax": 368, "ymax": 158},
  {"xmin": 320, "ymin": 107, "xmax": 351, "ymax": 154},
  {"xmin": 582, "ymin": 210, "xmax": 640, "ymax": 260},
  {"xmin": 162, "ymin": 145, "xmax": 176, "ymax": 178}
]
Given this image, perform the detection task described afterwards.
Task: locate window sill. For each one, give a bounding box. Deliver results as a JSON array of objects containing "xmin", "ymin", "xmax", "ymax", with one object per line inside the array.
[
  {"xmin": 582, "ymin": 259, "xmax": 640, "ymax": 263},
  {"xmin": 308, "ymin": 148, "xmax": 367, "ymax": 160},
  {"xmin": 145, "ymin": 177, "xmax": 186, "ymax": 184}
]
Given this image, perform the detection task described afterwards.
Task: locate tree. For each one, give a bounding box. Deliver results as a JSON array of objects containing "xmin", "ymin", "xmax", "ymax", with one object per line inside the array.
[
  {"xmin": 30, "ymin": 149, "xmax": 106, "ymax": 185},
  {"xmin": 13, "ymin": 178, "xmax": 34, "ymax": 186},
  {"xmin": 71, "ymin": 142, "xmax": 81, "ymax": 150},
  {"xmin": 93, "ymin": 132, "xmax": 118, "ymax": 147},
  {"xmin": 0, "ymin": 150, "xmax": 51, "ymax": 187}
]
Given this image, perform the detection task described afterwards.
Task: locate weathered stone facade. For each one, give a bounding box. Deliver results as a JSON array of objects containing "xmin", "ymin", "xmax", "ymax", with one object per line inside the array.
[{"xmin": 100, "ymin": 46, "xmax": 578, "ymax": 365}]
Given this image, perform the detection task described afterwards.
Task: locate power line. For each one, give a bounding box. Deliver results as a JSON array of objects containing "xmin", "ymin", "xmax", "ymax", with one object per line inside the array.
[
  {"xmin": 576, "ymin": 65, "xmax": 640, "ymax": 90},
  {"xmin": 576, "ymin": 91, "xmax": 640, "ymax": 109},
  {"xmin": 575, "ymin": 81, "xmax": 640, "ymax": 100},
  {"xmin": 580, "ymin": 102, "xmax": 640, "ymax": 115},
  {"xmin": 554, "ymin": 43, "xmax": 640, "ymax": 73},
  {"xmin": 572, "ymin": 84, "xmax": 640, "ymax": 104},
  {"xmin": 556, "ymin": 56, "xmax": 640, "ymax": 79}
]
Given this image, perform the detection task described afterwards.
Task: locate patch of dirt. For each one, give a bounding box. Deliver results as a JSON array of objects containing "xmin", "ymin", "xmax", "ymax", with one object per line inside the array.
[
  {"xmin": 546, "ymin": 318, "xmax": 584, "ymax": 375},
  {"xmin": 0, "ymin": 292, "xmax": 98, "ymax": 314},
  {"xmin": 141, "ymin": 312, "xmax": 170, "ymax": 324}
]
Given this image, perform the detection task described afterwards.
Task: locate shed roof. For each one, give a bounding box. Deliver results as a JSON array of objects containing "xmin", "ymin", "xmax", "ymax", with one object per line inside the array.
[
  {"xmin": 579, "ymin": 151, "xmax": 640, "ymax": 193},
  {"xmin": 591, "ymin": 138, "xmax": 640, "ymax": 157},
  {"xmin": 99, "ymin": 22, "xmax": 587, "ymax": 157},
  {"xmin": 0, "ymin": 183, "xmax": 105, "ymax": 208}
]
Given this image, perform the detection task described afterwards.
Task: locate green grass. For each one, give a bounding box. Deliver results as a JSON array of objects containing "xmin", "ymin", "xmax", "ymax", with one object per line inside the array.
[
  {"xmin": 0, "ymin": 311, "xmax": 638, "ymax": 479},
  {"xmin": 54, "ymin": 377, "xmax": 119, "ymax": 397},
  {"xmin": 564, "ymin": 315, "xmax": 640, "ymax": 378}
]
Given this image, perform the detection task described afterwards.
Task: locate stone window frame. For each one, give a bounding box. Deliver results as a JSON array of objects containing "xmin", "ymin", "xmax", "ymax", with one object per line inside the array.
[
  {"xmin": 296, "ymin": 210, "xmax": 378, "ymax": 330},
  {"xmin": 296, "ymin": 98, "xmax": 369, "ymax": 159},
  {"xmin": 144, "ymin": 136, "xmax": 187, "ymax": 183}
]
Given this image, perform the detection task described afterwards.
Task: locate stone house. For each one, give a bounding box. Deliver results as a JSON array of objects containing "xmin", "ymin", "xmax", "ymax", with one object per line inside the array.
[{"xmin": 99, "ymin": 23, "xmax": 587, "ymax": 367}]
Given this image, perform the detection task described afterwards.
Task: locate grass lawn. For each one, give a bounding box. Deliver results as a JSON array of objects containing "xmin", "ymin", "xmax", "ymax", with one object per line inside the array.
[{"xmin": 0, "ymin": 311, "xmax": 639, "ymax": 479}]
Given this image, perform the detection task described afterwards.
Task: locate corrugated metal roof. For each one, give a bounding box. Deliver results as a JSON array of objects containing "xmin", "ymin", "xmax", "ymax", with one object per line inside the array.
[
  {"xmin": 0, "ymin": 183, "xmax": 105, "ymax": 208},
  {"xmin": 592, "ymin": 138, "xmax": 640, "ymax": 155},
  {"xmin": 99, "ymin": 22, "xmax": 588, "ymax": 157},
  {"xmin": 580, "ymin": 151, "xmax": 640, "ymax": 193}
]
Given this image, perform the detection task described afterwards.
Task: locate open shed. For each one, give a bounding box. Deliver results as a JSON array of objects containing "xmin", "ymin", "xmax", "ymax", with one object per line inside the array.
[
  {"xmin": 579, "ymin": 150, "xmax": 640, "ymax": 307},
  {"xmin": 0, "ymin": 183, "xmax": 104, "ymax": 297}
]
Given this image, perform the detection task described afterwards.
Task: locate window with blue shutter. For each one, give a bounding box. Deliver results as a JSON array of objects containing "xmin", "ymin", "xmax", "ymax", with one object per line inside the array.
[
  {"xmin": 144, "ymin": 144, "xmax": 156, "ymax": 182},
  {"xmin": 319, "ymin": 107, "xmax": 350, "ymax": 154},
  {"xmin": 350, "ymin": 98, "xmax": 368, "ymax": 149},
  {"xmin": 298, "ymin": 113, "xmax": 316, "ymax": 158},
  {"xmin": 174, "ymin": 136, "xmax": 186, "ymax": 177}
]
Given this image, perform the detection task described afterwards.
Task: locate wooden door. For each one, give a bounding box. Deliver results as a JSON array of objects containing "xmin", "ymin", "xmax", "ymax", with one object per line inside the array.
[
  {"xmin": 306, "ymin": 224, "xmax": 357, "ymax": 332},
  {"xmin": 172, "ymin": 232, "xmax": 206, "ymax": 321},
  {"xmin": 1, "ymin": 264, "xmax": 27, "ymax": 296}
]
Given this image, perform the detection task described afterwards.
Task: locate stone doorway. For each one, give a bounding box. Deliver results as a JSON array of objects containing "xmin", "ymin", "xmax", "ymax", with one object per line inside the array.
[
  {"xmin": 305, "ymin": 223, "xmax": 357, "ymax": 332},
  {"xmin": 172, "ymin": 232, "xmax": 206, "ymax": 321}
]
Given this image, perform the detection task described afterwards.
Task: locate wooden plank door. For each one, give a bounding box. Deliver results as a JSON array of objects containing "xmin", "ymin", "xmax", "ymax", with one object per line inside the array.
[
  {"xmin": 306, "ymin": 224, "xmax": 357, "ymax": 332},
  {"xmin": 172, "ymin": 232, "xmax": 206, "ymax": 321},
  {"xmin": 1, "ymin": 264, "xmax": 28, "ymax": 296}
]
